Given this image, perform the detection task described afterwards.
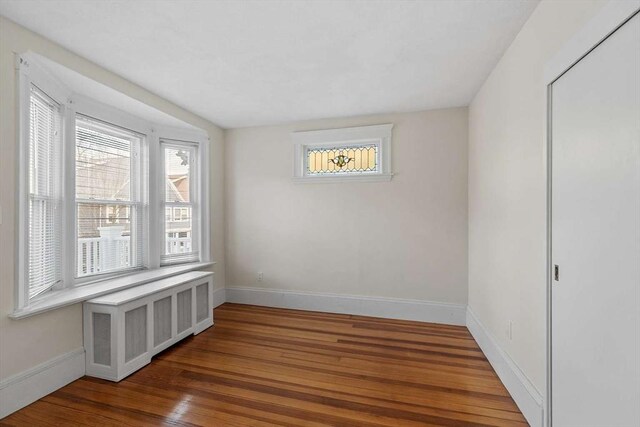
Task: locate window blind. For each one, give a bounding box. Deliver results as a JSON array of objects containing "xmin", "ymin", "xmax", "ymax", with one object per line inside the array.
[
  {"xmin": 75, "ymin": 115, "xmax": 144, "ymax": 277},
  {"xmin": 28, "ymin": 85, "xmax": 63, "ymax": 299}
]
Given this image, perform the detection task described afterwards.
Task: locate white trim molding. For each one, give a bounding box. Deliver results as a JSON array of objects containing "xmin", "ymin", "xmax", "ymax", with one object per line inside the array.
[
  {"xmin": 466, "ymin": 307, "xmax": 544, "ymax": 427},
  {"xmin": 0, "ymin": 348, "xmax": 85, "ymax": 419},
  {"xmin": 292, "ymin": 123, "xmax": 393, "ymax": 183},
  {"xmin": 212, "ymin": 287, "xmax": 226, "ymax": 310},
  {"xmin": 11, "ymin": 262, "xmax": 214, "ymax": 319},
  {"xmin": 225, "ymin": 287, "xmax": 466, "ymax": 325}
]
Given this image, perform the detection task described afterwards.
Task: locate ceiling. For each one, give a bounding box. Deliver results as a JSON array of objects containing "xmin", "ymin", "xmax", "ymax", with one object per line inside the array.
[
  {"xmin": 31, "ymin": 53, "xmax": 198, "ymax": 130},
  {"xmin": 0, "ymin": 0, "xmax": 539, "ymax": 129}
]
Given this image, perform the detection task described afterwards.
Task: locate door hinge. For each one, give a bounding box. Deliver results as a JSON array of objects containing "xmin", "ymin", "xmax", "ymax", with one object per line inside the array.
[{"xmin": 554, "ymin": 265, "xmax": 560, "ymax": 281}]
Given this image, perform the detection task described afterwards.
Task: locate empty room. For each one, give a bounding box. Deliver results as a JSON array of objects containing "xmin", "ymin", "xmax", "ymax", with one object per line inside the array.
[{"xmin": 0, "ymin": 0, "xmax": 638, "ymax": 426}]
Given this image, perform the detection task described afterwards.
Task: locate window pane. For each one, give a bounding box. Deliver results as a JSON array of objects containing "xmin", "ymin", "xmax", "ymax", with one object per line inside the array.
[
  {"xmin": 28, "ymin": 86, "xmax": 62, "ymax": 298},
  {"xmin": 161, "ymin": 141, "xmax": 198, "ymax": 265},
  {"xmin": 307, "ymin": 145, "xmax": 378, "ymax": 175},
  {"xmin": 165, "ymin": 206, "xmax": 192, "ymax": 255},
  {"xmin": 28, "ymin": 197, "xmax": 61, "ymax": 298},
  {"xmin": 75, "ymin": 116, "xmax": 144, "ymax": 278},
  {"xmin": 77, "ymin": 203, "xmax": 134, "ymax": 277},
  {"xmin": 76, "ymin": 115, "xmax": 138, "ymax": 201},
  {"xmin": 165, "ymin": 147, "xmax": 190, "ymax": 202}
]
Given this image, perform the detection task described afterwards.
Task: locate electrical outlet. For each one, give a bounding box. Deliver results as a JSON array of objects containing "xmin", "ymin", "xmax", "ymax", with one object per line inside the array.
[{"xmin": 257, "ymin": 272, "xmax": 264, "ymax": 282}]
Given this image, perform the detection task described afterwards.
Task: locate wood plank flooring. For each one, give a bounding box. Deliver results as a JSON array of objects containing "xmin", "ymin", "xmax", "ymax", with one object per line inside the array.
[{"xmin": 1, "ymin": 303, "xmax": 527, "ymax": 426}]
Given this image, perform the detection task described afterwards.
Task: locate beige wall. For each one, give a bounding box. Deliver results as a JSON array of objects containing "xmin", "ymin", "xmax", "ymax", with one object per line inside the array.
[
  {"xmin": 225, "ymin": 108, "xmax": 468, "ymax": 303},
  {"xmin": 1, "ymin": 0, "xmax": 612, "ymax": 397},
  {"xmin": 468, "ymin": 0, "xmax": 607, "ymax": 394},
  {"xmin": 0, "ymin": 17, "xmax": 225, "ymax": 380}
]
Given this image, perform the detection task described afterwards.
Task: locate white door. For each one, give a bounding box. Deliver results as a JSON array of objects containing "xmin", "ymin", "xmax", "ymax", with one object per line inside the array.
[{"xmin": 551, "ymin": 11, "xmax": 640, "ymax": 427}]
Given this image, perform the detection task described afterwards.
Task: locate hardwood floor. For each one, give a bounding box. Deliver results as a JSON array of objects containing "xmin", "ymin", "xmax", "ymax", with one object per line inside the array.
[{"xmin": 1, "ymin": 303, "xmax": 527, "ymax": 426}]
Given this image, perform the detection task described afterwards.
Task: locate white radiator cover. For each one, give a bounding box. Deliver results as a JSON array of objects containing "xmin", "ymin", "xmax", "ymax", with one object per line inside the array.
[{"xmin": 83, "ymin": 271, "xmax": 214, "ymax": 381}]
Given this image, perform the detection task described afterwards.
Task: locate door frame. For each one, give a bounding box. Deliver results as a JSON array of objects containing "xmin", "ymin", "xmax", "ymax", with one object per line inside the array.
[{"xmin": 544, "ymin": 2, "xmax": 640, "ymax": 426}]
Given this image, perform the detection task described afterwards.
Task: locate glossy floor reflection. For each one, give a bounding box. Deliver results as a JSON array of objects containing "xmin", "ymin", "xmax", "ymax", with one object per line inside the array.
[{"xmin": 1, "ymin": 303, "xmax": 526, "ymax": 426}]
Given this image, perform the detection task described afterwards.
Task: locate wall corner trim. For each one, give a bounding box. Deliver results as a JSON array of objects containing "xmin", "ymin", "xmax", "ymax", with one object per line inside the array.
[
  {"xmin": 0, "ymin": 347, "xmax": 85, "ymax": 419},
  {"xmin": 466, "ymin": 307, "xmax": 544, "ymax": 427},
  {"xmin": 225, "ymin": 286, "xmax": 467, "ymax": 326},
  {"xmin": 212, "ymin": 287, "xmax": 226, "ymax": 310}
]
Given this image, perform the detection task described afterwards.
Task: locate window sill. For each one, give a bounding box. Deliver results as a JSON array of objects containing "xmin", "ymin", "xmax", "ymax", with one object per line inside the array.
[
  {"xmin": 292, "ymin": 173, "xmax": 394, "ymax": 184},
  {"xmin": 10, "ymin": 262, "xmax": 215, "ymax": 320}
]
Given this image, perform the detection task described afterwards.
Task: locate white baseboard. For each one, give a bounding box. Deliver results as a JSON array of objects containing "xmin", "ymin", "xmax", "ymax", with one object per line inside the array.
[
  {"xmin": 225, "ymin": 286, "xmax": 466, "ymax": 325},
  {"xmin": 0, "ymin": 347, "xmax": 85, "ymax": 419},
  {"xmin": 212, "ymin": 287, "xmax": 226, "ymax": 309},
  {"xmin": 466, "ymin": 307, "xmax": 544, "ymax": 427}
]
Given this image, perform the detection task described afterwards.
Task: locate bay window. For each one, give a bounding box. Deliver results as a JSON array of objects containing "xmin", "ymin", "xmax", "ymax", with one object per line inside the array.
[{"xmin": 16, "ymin": 53, "xmax": 210, "ymax": 310}]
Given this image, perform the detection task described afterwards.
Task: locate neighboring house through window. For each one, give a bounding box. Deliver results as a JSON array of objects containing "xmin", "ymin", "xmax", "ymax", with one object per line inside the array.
[
  {"xmin": 16, "ymin": 53, "xmax": 211, "ymax": 309},
  {"xmin": 75, "ymin": 114, "xmax": 144, "ymax": 278},
  {"xmin": 161, "ymin": 140, "xmax": 200, "ymax": 264}
]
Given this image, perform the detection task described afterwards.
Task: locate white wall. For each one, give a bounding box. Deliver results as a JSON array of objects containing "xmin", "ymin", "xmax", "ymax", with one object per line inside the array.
[
  {"xmin": 0, "ymin": 16, "xmax": 225, "ymax": 381},
  {"xmin": 225, "ymin": 108, "xmax": 468, "ymax": 304},
  {"xmin": 468, "ymin": 0, "xmax": 607, "ymax": 395}
]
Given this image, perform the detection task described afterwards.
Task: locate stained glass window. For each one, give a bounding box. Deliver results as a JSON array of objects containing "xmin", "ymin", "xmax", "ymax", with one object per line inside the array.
[
  {"xmin": 307, "ymin": 145, "xmax": 378, "ymax": 174},
  {"xmin": 293, "ymin": 124, "xmax": 392, "ymax": 182}
]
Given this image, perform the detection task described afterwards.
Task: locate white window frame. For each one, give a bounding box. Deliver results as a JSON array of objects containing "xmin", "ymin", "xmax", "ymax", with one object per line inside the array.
[
  {"xmin": 73, "ymin": 113, "xmax": 146, "ymax": 281},
  {"xmin": 158, "ymin": 136, "xmax": 204, "ymax": 266},
  {"xmin": 15, "ymin": 53, "xmax": 211, "ymax": 310},
  {"xmin": 292, "ymin": 124, "xmax": 393, "ymax": 183},
  {"xmin": 65, "ymin": 94, "xmax": 155, "ymax": 287},
  {"xmin": 16, "ymin": 55, "xmax": 71, "ymax": 309}
]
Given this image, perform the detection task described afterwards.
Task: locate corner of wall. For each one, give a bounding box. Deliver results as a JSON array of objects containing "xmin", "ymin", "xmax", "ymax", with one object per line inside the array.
[{"xmin": 466, "ymin": 306, "xmax": 544, "ymax": 427}]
